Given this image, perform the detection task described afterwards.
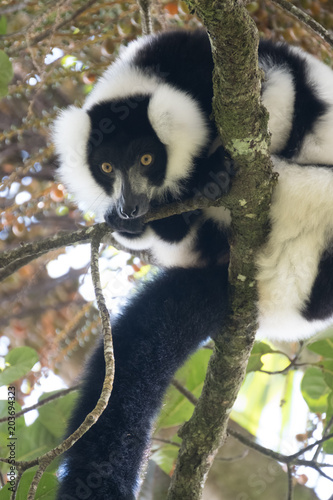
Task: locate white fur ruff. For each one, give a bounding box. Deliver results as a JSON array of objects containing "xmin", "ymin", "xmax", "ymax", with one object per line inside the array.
[
  {"xmin": 256, "ymin": 157, "xmax": 333, "ymax": 341},
  {"xmin": 52, "ymin": 106, "xmax": 110, "ymax": 217}
]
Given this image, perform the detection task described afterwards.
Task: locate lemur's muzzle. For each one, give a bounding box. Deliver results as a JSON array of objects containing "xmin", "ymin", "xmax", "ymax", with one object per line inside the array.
[
  {"xmin": 116, "ymin": 191, "xmax": 150, "ymax": 220},
  {"xmin": 104, "ymin": 186, "xmax": 150, "ymax": 235}
]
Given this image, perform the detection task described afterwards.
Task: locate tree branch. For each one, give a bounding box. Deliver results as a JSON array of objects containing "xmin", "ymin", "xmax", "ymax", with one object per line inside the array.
[
  {"xmin": 167, "ymin": 0, "xmax": 275, "ymax": 496},
  {"xmin": 287, "ymin": 463, "xmax": 294, "ymax": 500},
  {"xmin": 0, "ymin": 193, "xmax": 230, "ymax": 282},
  {"xmin": 171, "ymin": 379, "xmax": 198, "ymax": 406}
]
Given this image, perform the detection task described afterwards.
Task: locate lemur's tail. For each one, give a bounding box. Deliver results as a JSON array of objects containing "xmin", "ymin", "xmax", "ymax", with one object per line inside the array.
[{"xmin": 57, "ymin": 264, "xmax": 228, "ymax": 500}]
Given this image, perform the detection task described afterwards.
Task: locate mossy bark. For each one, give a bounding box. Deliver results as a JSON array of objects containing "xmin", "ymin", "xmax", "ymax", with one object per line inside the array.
[{"xmin": 167, "ymin": 1, "xmax": 276, "ymax": 499}]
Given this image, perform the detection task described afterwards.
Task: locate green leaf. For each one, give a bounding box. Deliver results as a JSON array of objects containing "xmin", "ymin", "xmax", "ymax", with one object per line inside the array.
[
  {"xmin": 322, "ymin": 360, "xmax": 333, "ymax": 389},
  {"xmin": 323, "ymin": 391, "xmax": 333, "ymax": 454},
  {"xmin": 0, "ymin": 16, "xmax": 7, "ymax": 35},
  {"xmin": 323, "ymin": 439, "xmax": 333, "ymax": 454},
  {"xmin": 0, "ymin": 50, "xmax": 13, "ymax": 98},
  {"xmin": 246, "ymin": 341, "xmax": 277, "ymax": 372},
  {"xmin": 38, "ymin": 390, "xmax": 78, "ymax": 438},
  {"xmin": 0, "ymin": 469, "xmax": 58, "ymax": 500},
  {"xmin": 0, "ymin": 347, "xmax": 39, "ymax": 386},
  {"xmin": 157, "ymin": 349, "xmax": 211, "ymax": 429},
  {"xmin": 307, "ymin": 337, "xmax": 333, "ymax": 359},
  {"xmin": 151, "ymin": 444, "xmax": 179, "ymax": 476},
  {"xmin": 16, "ymin": 419, "xmax": 57, "ymax": 462},
  {"xmin": 301, "ymin": 367, "xmax": 329, "ymax": 412}
]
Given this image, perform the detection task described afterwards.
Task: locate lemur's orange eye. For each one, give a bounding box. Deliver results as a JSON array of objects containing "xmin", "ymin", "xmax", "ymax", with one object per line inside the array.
[
  {"xmin": 140, "ymin": 154, "xmax": 153, "ymax": 166},
  {"xmin": 101, "ymin": 162, "xmax": 113, "ymax": 173}
]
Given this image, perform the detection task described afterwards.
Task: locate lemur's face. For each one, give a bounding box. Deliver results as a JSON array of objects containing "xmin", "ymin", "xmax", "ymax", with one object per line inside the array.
[
  {"xmin": 87, "ymin": 98, "xmax": 167, "ymax": 234},
  {"xmin": 53, "ymin": 84, "xmax": 209, "ymax": 231}
]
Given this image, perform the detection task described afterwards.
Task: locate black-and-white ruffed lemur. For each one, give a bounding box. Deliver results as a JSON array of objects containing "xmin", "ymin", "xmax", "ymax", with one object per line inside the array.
[{"xmin": 52, "ymin": 29, "xmax": 333, "ymax": 499}]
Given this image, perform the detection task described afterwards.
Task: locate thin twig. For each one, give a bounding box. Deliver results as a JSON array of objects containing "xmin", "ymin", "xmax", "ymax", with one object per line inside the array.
[
  {"xmin": 137, "ymin": 0, "xmax": 153, "ymax": 35},
  {"xmin": 4, "ymin": 0, "xmax": 99, "ymax": 54},
  {"xmin": 312, "ymin": 464, "xmax": 333, "ymax": 482},
  {"xmin": 153, "ymin": 437, "xmax": 181, "ymax": 447},
  {"xmin": 0, "ymin": 225, "xmax": 100, "ymax": 277},
  {"xmin": 287, "ymin": 464, "xmax": 294, "ymax": 500},
  {"xmin": 228, "ymin": 427, "xmax": 333, "ymax": 467},
  {"xmin": 271, "ymin": 0, "xmax": 333, "ymax": 48},
  {"xmin": 27, "ymin": 460, "xmax": 49, "ymax": 500},
  {"xmin": 25, "ymin": 226, "xmax": 115, "ymax": 497},
  {"xmin": 11, "ymin": 468, "xmax": 24, "ymax": 500},
  {"xmin": 0, "ymin": 385, "xmax": 80, "ymax": 424},
  {"xmin": 259, "ymin": 344, "xmax": 308, "ymax": 375},
  {"xmin": 288, "ymin": 433, "xmax": 333, "ymax": 460},
  {"xmin": 312, "ymin": 414, "xmax": 333, "ymax": 462},
  {"xmin": 171, "ymin": 379, "xmax": 198, "ymax": 406},
  {"xmin": 0, "ymin": 226, "xmax": 116, "ymax": 497},
  {"xmin": 259, "ymin": 362, "xmax": 310, "ymax": 375}
]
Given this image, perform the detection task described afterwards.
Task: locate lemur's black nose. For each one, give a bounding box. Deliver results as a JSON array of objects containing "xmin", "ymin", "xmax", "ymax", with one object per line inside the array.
[
  {"xmin": 117, "ymin": 192, "xmax": 149, "ymax": 220},
  {"xmin": 119, "ymin": 205, "xmax": 139, "ymax": 219}
]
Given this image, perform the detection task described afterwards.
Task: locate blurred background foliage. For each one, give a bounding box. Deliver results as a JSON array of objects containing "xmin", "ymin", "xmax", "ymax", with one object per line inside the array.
[{"xmin": 0, "ymin": 0, "xmax": 333, "ymax": 498}]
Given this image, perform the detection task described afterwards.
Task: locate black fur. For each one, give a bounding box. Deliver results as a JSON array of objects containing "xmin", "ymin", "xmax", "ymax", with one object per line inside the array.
[
  {"xmin": 57, "ymin": 266, "xmax": 228, "ymax": 499},
  {"xmin": 133, "ymin": 30, "xmax": 215, "ymax": 116},
  {"xmin": 194, "ymin": 219, "xmax": 230, "ymax": 265},
  {"xmin": 259, "ymin": 41, "xmax": 327, "ymax": 159},
  {"xmin": 303, "ymin": 246, "xmax": 333, "ymax": 320},
  {"xmin": 150, "ymin": 214, "xmax": 193, "ymax": 243},
  {"xmin": 87, "ymin": 98, "xmax": 168, "ymax": 192}
]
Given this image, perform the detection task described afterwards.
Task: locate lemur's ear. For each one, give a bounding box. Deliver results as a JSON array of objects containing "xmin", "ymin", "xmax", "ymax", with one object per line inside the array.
[
  {"xmin": 148, "ymin": 85, "xmax": 209, "ymax": 182},
  {"xmin": 52, "ymin": 106, "xmax": 90, "ymax": 162},
  {"xmin": 52, "ymin": 106, "xmax": 108, "ymax": 216}
]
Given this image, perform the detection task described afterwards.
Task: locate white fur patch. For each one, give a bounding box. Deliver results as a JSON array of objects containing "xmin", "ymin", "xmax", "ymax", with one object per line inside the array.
[
  {"xmin": 150, "ymin": 227, "xmax": 201, "ymax": 267},
  {"xmin": 113, "ymin": 225, "xmax": 201, "ymax": 267},
  {"xmin": 257, "ymin": 311, "xmax": 333, "ymax": 342},
  {"xmin": 117, "ymin": 35, "xmax": 152, "ymax": 64},
  {"xmin": 294, "ymin": 108, "xmax": 333, "ymax": 166},
  {"xmin": 203, "ymin": 206, "xmax": 232, "ymax": 227},
  {"xmin": 256, "ymin": 157, "xmax": 333, "ymax": 341},
  {"xmin": 290, "ymin": 46, "xmax": 333, "ymax": 165},
  {"xmin": 112, "ymin": 226, "xmax": 156, "ymax": 251},
  {"xmin": 83, "ymin": 66, "xmax": 161, "ymax": 111},
  {"xmin": 260, "ymin": 65, "xmax": 295, "ymax": 154},
  {"xmin": 52, "ymin": 106, "xmax": 112, "ymax": 217},
  {"xmin": 83, "ymin": 35, "xmax": 161, "ymax": 110},
  {"xmin": 148, "ymin": 86, "xmax": 209, "ymax": 189},
  {"xmin": 291, "ymin": 46, "xmax": 333, "ymax": 107}
]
